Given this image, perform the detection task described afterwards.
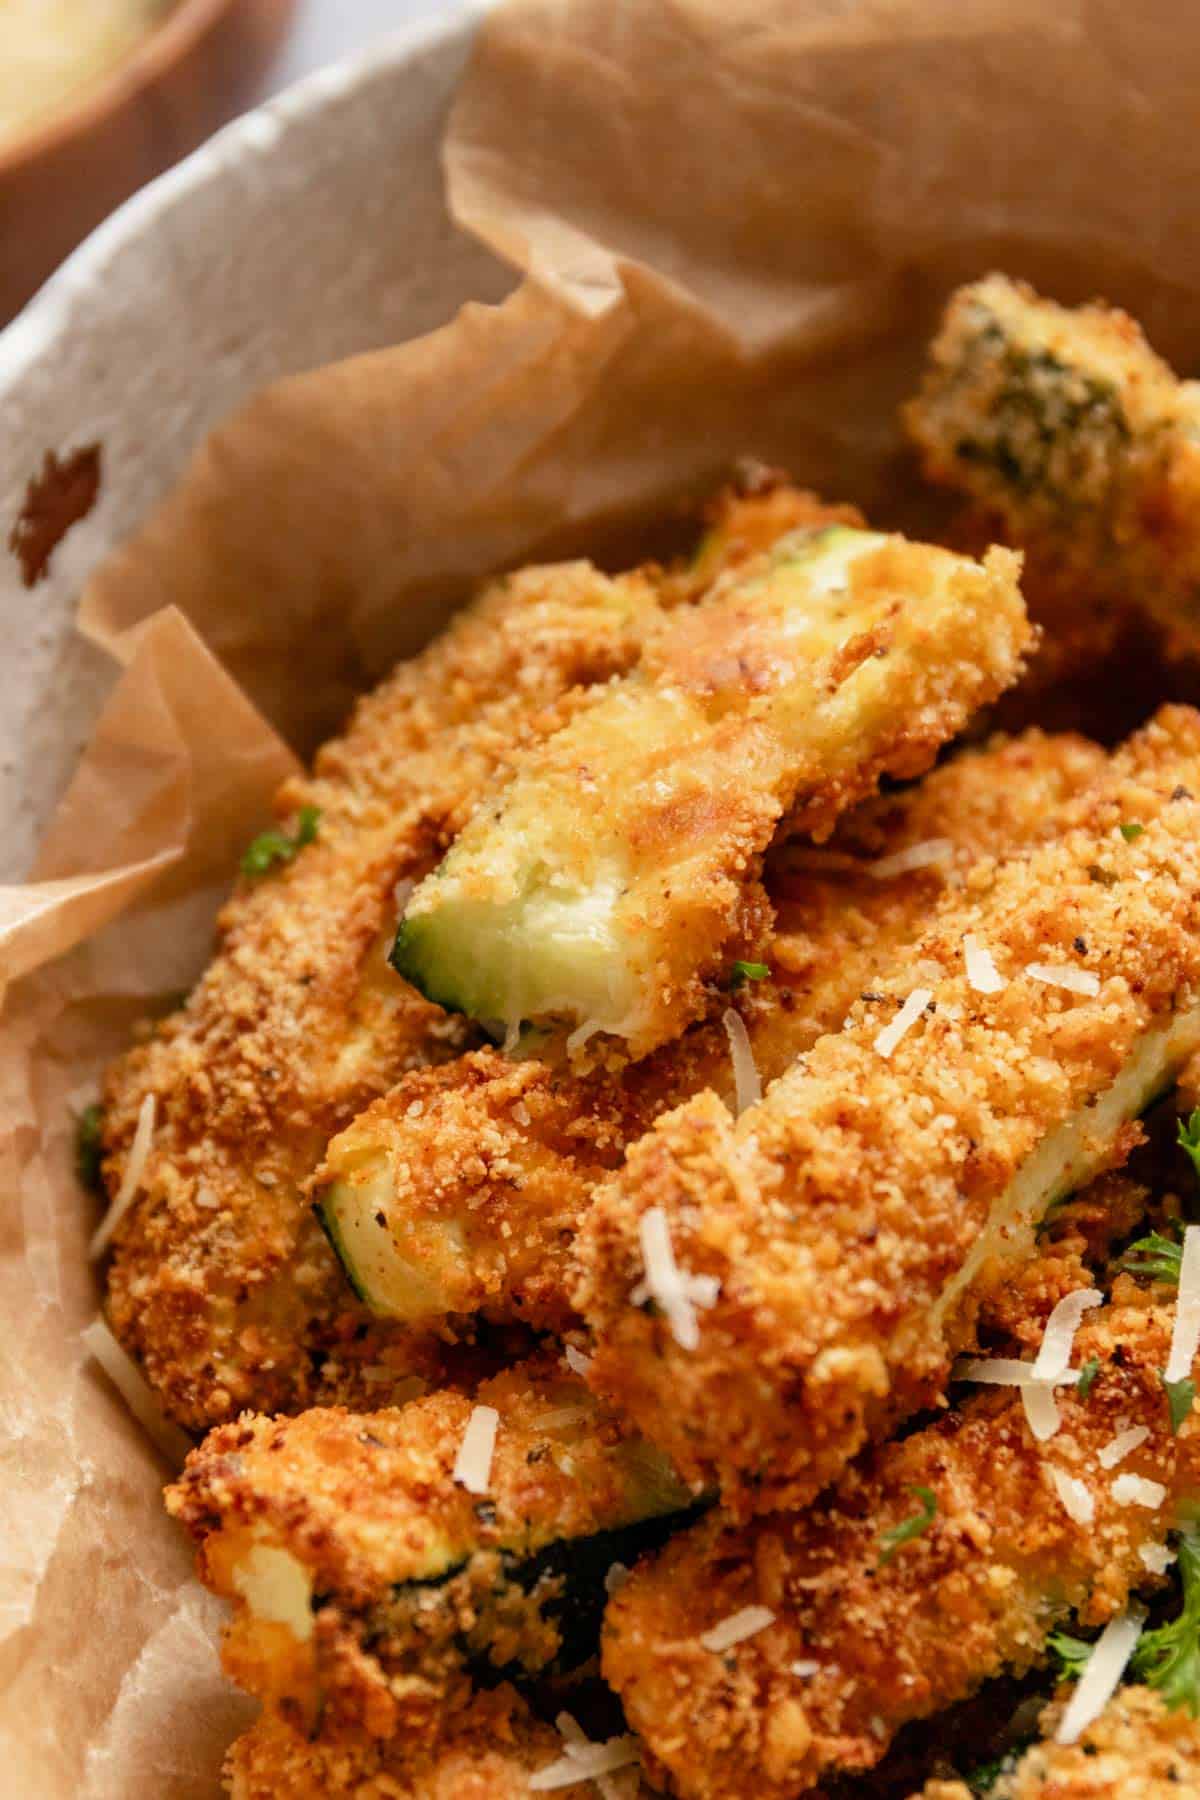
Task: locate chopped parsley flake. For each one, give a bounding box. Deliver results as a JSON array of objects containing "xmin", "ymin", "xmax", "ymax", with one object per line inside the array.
[
  {"xmin": 730, "ymin": 960, "xmax": 770, "ymax": 987},
  {"xmin": 1120, "ymin": 1231, "xmax": 1183, "ymax": 1286},
  {"xmin": 1077, "ymin": 1357, "xmax": 1101, "ymax": 1400},
  {"xmin": 1165, "ymin": 1375, "xmax": 1197, "ymax": 1436},
  {"xmin": 877, "ymin": 1485, "xmax": 937, "ymax": 1565},
  {"xmin": 74, "ymin": 1102, "xmax": 105, "ymax": 1194},
  {"xmin": 1133, "ymin": 1529, "xmax": 1200, "ymax": 1714},
  {"xmin": 1119, "ymin": 822, "xmax": 1145, "ymax": 842},
  {"xmin": 1181, "ymin": 1110, "xmax": 1200, "ymax": 1186},
  {"xmin": 1047, "ymin": 1629, "xmax": 1095, "ymax": 1679},
  {"xmin": 241, "ymin": 806, "xmax": 321, "ymax": 879}
]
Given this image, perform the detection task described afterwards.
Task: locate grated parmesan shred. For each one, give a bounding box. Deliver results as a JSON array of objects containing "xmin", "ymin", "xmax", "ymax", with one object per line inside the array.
[
  {"xmin": 1055, "ymin": 1606, "xmax": 1145, "ymax": 1745},
  {"xmin": 529, "ymin": 1715, "xmax": 640, "ymax": 1794},
  {"xmin": 452, "ymin": 1404, "xmax": 499, "ymax": 1495},
  {"xmin": 867, "ymin": 838, "xmax": 955, "ymax": 880},
  {"xmin": 1112, "ymin": 1473, "xmax": 1167, "ymax": 1509},
  {"xmin": 563, "ymin": 1345, "xmax": 593, "ymax": 1377},
  {"xmin": 1097, "ymin": 1425, "xmax": 1150, "ymax": 1470},
  {"xmin": 1049, "ymin": 1467, "xmax": 1095, "ymax": 1524},
  {"xmin": 791, "ymin": 1658, "xmax": 819, "ymax": 1677},
  {"xmin": 1033, "ymin": 1289, "xmax": 1103, "ymax": 1382},
  {"xmin": 82, "ymin": 1317, "xmax": 192, "ymax": 1468},
  {"xmin": 88, "ymin": 1092, "xmax": 155, "ymax": 1260},
  {"xmin": 1165, "ymin": 1224, "xmax": 1200, "ymax": 1383},
  {"xmin": 699, "ymin": 1605, "xmax": 776, "ymax": 1653},
  {"xmin": 1139, "ymin": 1542, "xmax": 1177, "ymax": 1574},
  {"xmin": 963, "ymin": 933, "xmax": 1005, "ymax": 994},
  {"xmin": 722, "ymin": 1007, "xmax": 761, "ymax": 1115},
  {"xmin": 630, "ymin": 1206, "xmax": 719, "ymax": 1351},
  {"xmin": 1026, "ymin": 962, "xmax": 1101, "ymax": 997},
  {"xmin": 956, "ymin": 1357, "xmax": 1082, "ymax": 1387},
  {"xmin": 873, "ymin": 987, "xmax": 933, "ymax": 1059},
  {"xmin": 1022, "ymin": 1380, "xmax": 1063, "ymax": 1442}
]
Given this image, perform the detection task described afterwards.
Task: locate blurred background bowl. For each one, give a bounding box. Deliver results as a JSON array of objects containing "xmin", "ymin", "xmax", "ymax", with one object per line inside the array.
[{"xmin": 0, "ymin": 0, "xmax": 296, "ymax": 321}]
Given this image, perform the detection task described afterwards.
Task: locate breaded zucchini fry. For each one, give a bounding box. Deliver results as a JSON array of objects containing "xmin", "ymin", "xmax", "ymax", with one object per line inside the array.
[
  {"xmin": 94, "ymin": 488, "xmax": 842, "ymax": 1430},
  {"xmin": 315, "ymin": 731, "xmax": 1105, "ymax": 1330},
  {"xmin": 167, "ymin": 1351, "xmax": 693, "ymax": 1742},
  {"xmin": 958, "ymin": 1686, "xmax": 1200, "ymax": 1800},
  {"xmin": 575, "ymin": 707, "xmax": 1200, "ymax": 1514},
  {"xmin": 906, "ymin": 273, "xmax": 1200, "ymax": 656},
  {"xmin": 392, "ymin": 531, "xmax": 1031, "ymax": 1060},
  {"xmin": 225, "ymin": 1687, "xmax": 600, "ymax": 1800},
  {"xmin": 602, "ymin": 1279, "xmax": 1196, "ymax": 1799}
]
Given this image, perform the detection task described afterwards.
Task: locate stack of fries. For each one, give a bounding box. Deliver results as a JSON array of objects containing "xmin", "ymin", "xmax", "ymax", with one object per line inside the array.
[{"xmin": 86, "ymin": 280, "xmax": 1200, "ymax": 1797}]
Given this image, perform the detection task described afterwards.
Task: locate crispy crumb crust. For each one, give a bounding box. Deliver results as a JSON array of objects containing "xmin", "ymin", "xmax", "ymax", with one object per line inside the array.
[
  {"xmin": 97, "ymin": 557, "xmax": 674, "ymax": 1429},
  {"xmin": 224, "ymin": 1687, "xmax": 596, "ymax": 1800},
  {"xmin": 167, "ymin": 1351, "xmax": 688, "ymax": 1739},
  {"xmin": 399, "ymin": 534, "xmax": 1032, "ymax": 1061},
  {"xmin": 916, "ymin": 1686, "xmax": 1200, "ymax": 1800},
  {"xmin": 603, "ymin": 1279, "xmax": 1195, "ymax": 1800},
  {"xmin": 313, "ymin": 730, "xmax": 1106, "ymax": 1332},
  {"xmin": 95, "ymin": 487, "xmax": 853, "ymax": 1431},
  {"xmin": 574, "ymin": 707, "xmax": 1200, "ymax": 1515},
  {"xmin": 905, "ymin": 273, "xmax": 1200, "ymax": 661}
]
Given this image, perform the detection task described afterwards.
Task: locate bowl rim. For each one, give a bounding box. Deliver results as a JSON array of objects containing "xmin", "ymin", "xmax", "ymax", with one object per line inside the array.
[
  {"xmin": 0, "ymin": 0, "xmax": 271, "ymax": 180},
  {"xmin": 0, "ymin": 4, "xmax": 481, "ymax": 391}
]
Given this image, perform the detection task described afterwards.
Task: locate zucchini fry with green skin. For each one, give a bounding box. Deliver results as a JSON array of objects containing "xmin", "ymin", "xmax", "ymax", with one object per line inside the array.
[
  {"xmin": 225, "ymin": 1687, "xmax": 600, "ymax": 1800},
  {"xmin": 315, "ymin": 731, "xmax": 1106, "ymax": 1331},
  {"xmin": 95, "ymin": 489, "xmax": 846, "ymax": 1432},
  {"xmin": 602, "ymin": 1278, "xmax": 1197, "ymax": 1800},
  {"xmin": 575, "ymin": 707, "xmax": 1200, "ymax": 1516},
  {"xmin": 167, "ymin": 1351, "xmax": 693, "ymax": 1744},
  {"xmin": 905, "ymin": 273, "xmax": 1200, "ymax": 657},
  {"xmin": 392, "ymin": 532, "xmax": 1031, "ymax": 1061},
  {"xmin": 917, "ymin": 1686, "xmax": 1200, "ymax": 1800}
]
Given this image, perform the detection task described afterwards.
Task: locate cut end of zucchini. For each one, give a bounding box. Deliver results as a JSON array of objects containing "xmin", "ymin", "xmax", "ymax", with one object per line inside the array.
[
  {"xmin": 315, "ymin": 1158, "xmax": 467, "ymax": 1320},
  {"xmin": 393, "ymin": 857, "xmax": 640, "ymax": 1051},
  {"xmin": 390, "ymin": 525, "xmax": 900, "ymax": 1052}
]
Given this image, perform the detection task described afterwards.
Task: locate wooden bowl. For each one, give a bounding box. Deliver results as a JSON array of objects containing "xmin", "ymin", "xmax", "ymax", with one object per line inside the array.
[{"xmin": 0, "ymin": 0, "xmax": 295, "ymax": 321}]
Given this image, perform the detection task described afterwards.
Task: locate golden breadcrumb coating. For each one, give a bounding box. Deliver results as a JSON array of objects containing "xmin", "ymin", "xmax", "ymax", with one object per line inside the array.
[
  {"xmin": 224, "ymin": 1688, "xmax": 597, "ymax": 1799},
  {"xmin": 96, "ymin": 556, "xmax": 673, "ymax": 1429},
  {"xmin": 167, "ymin": 1351, "xmax": 690, "ymax": 1741},
  {"xmin": 313, "ymin": 730, "xmax": 1105, "ymax": 1332},
  {"xmin": 916, "ymin": 1686, "xmax": 1200, "ymax": 1800},
  {"xmin": 905, "ymin": 273, "xmax": 1200, "ymax": 662},
  {"xmin": 95, "ymin": 486, "xmax": 849, "ymax": 1431},
  {"xmin": 575, "ymin": 707, "xmax": 1200, "ymax": 1515},
  {"xmin": 395, "ymin": 532, "xmax": 1031, "ymax": 1060},
  {"xmin": 603, "ymin": 1279, "xmax": 1196, "ymax": 1799}
]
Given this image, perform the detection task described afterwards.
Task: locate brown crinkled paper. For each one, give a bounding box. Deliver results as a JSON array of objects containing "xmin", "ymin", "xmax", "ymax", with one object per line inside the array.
[{"xmin": 7, "ymin": 0, "xmax": 1200, "ymax": 1790}]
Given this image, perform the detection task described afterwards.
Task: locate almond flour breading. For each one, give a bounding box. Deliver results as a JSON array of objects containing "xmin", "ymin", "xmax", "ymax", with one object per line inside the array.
[{"xmin": 574, "ymin": 707, "xmax": 1200, "ymax": 1515}]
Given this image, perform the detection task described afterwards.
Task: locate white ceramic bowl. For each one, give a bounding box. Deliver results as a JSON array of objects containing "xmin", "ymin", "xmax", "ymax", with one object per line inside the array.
[{"xmin": 0, "ymin": 8, "xmax": 510, "ymax": 880}]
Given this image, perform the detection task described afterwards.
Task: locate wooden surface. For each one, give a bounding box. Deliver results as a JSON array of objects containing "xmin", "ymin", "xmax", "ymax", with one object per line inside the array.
[{"xmin": 0, "ymin": 0, "xmax": 297, "ymax": 320}]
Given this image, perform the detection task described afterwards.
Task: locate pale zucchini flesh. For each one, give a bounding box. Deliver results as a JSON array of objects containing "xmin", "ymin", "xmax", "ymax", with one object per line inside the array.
[{"xmin": 392, "ymin": 525, "xmax": 1011, "ymax": 1053}]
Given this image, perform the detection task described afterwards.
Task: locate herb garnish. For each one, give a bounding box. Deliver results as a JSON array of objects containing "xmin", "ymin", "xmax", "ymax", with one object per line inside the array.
[
  {"xmin": 241, "ymin": 806, "xmax": 321, "ymax": 878},
  {"xmin": 877, "ymin": 1485, "xmax": 937, "ymax": 1565},
  {"xmin": 1120, "ymin": 1231, "xmax": 1183, "ymax": 1286},
  {"xmin": 1119, "ymin": 822, "xmax": 1145, "ymax": 842},
  {"xmin": 730, "ymin": 960, "xmax": 770, "ymax": 987},
  {"xmin": 1047, "ymin": 1629, "xmax": 1095, "ymax": 1678},
  {"xmin": 1132, "ymin": 1530, "xmax": 1200, "ymax": 1713},
  {"xmin": 1076, "ymin": 1357, "xmax": 1101, "ymax": 1400},
  {"xmin": 1180, "ymin": 1110, "xmax": 1200, "ymax": 1186},
  {"xmin": 1165, "ymin": 1375, "xmax": 1197, "ymax": 1436}
]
